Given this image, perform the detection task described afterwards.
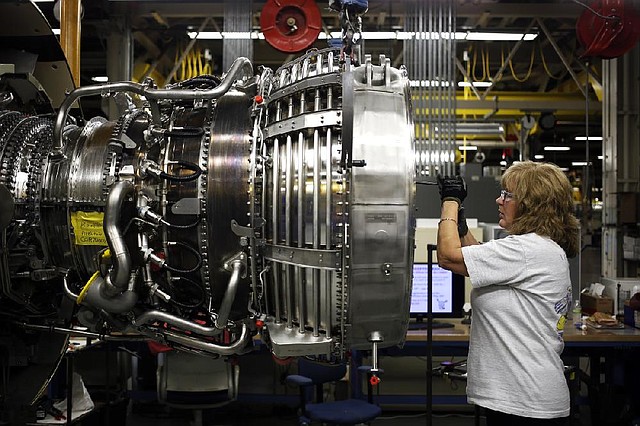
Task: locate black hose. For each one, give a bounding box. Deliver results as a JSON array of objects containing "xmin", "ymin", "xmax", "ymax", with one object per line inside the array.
[
  {"xmin": 159, "ymin": 160, "xmax": 202, "ymax": 182},
  {"xmin": 167, "ymin": 276, "xmax": 205, "ymax": 309},
  {"xmin": 164, "ymin": 127, "xmax": 204, "ymax": 138},
  {"xmin": 163, "ymin": 241, "xmax": 202, "ymax": 274},
  {"xmin": 161, "ymin": 216, "xmax": 201, "ymax": 229}
]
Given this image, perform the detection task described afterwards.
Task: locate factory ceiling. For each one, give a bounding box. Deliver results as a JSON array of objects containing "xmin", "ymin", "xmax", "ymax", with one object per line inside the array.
[{"xmin": 32, "ymin": 0, "xmax": 625, "ymax": 173}]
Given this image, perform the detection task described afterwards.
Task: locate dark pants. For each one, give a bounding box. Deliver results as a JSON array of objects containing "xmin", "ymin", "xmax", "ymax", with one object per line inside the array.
[{"xmin": 484, "ymin": 408, "xmax": 569, "ymax": 426}]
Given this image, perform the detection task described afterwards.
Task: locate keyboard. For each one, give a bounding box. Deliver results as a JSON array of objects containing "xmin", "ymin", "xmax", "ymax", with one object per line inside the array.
[{"xmin": 407, "ymin": 321, "xmax": 455, "ymax": 330}]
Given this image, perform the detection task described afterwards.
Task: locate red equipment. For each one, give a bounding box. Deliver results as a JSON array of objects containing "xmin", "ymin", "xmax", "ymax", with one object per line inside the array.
[
  {"xmin": 260, "ymin": 0, "xmax": 322, "ymax": 53},
  {"xmin": 576, "ymin": 0, "xmax": 640, "ymax": 58}
]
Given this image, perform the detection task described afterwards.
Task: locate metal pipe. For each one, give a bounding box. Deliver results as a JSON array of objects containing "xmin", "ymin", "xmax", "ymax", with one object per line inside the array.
[
  {"xmin": 163, "ymin": 323, "xmax": 250, "ymax": 355},
  {"xmin": 272, "ymin": 138, "xmax": 282, "ymax": 322},
  {"xmin": 83, "ymin": 275, "xmax": 138, "ymax": 313},
  {"xmin": 53, "ymin": 57, "xmax": 253, "ymax": 154},
  {"xmin": 215, "ymin": 256, "xmax": 246, "ymax": 329},
  {"xmin": 135, "ymin": 310, "xmax": 222, "ymax": 336},
  {"xmin": 285, "ymin": 135, "xmax": 293, "ymax": 329},
  {"xmin": 104, "ymin": 180, "xmax": 135, "ymax": 293},
  {"xmin": 297, "ymin": 132, "xmax": 306, "ymax": 333}
]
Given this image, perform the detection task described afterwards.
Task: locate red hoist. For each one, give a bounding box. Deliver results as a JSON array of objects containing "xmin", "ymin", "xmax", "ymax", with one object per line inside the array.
[
  {"xmin": 576, "ymin": 0, "xmax": 640, "ymax": 58},
  {"xmin": 260, "ymin": 0, "xmax": 323, "ymax": 53}
]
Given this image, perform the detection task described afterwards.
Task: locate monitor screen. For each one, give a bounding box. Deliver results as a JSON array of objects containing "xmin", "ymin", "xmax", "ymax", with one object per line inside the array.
[{"xmin": 410, "ymin": 263, "xmax": 465, "ymax": 319}]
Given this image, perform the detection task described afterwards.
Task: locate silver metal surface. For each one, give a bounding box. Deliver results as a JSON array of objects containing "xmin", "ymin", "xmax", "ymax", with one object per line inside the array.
[{"xmin": 1, "ymin": 22, "xmax": 415, "ymax": 406}]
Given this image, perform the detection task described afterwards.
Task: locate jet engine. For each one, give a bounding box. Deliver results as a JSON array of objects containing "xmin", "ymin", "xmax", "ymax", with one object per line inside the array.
[{"xmin": 0, "ymin": 0, "xmax": 415, "ymax": 414}]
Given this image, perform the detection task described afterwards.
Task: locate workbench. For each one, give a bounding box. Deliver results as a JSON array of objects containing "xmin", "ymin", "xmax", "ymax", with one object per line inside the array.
[{"xmin": 355, "ymin": 318, "xmax": 640, "ymax": 423}]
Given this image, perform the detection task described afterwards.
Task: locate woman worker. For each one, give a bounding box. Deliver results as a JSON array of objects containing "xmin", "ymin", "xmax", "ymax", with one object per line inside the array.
[{"xmin": 437, "ymin": 161, "xmax": 580, "ymax": 426}]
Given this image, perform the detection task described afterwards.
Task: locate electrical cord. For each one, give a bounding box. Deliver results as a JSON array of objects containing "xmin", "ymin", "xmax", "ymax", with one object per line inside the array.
[{"xmin": 570, "ymin": 0, "xmax": 621, "ymax": 21}]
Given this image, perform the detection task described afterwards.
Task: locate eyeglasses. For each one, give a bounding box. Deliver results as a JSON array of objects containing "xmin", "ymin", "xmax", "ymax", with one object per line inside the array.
[{"xmin": 500, "ymin": 189, "xmax": 515, "ymax": 201}]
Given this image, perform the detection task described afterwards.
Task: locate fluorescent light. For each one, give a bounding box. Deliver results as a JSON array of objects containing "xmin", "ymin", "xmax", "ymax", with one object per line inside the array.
[
  {"xmin": 52, "ymin": 29, "xmax": 60, "ymax": 35},
  {"xmin": 188, "ymin": 31, "xmax": 265, "ymax": 40},
  {"xmin": 188, "ymin": 30, "xmax": 538, "ymax": 42},
  {"xmin": 534, "ymin": 154, "xmax": 544, "ymax": 159},
  {"xmin": 500, "ymin": 160, "xmax": 507, "ymax": 166},
  {"xmin": 410, "ymin": 80, "xmax": 451, "ymax": 87},
  {"xmin": 575, "ymin": 136, "xmax": 602, "ymax": 141},
  {"xmin": 598, "ymin": 155, "xmax": 603, "ymax": 160},
  {"xmin": 543, "ymin": 146, "xmax": 570, "ymax": 151},
  {"xmin": 91, "ymin": 76, "xmax": 108, "ymax": 83},
  {"xmin": 458, "ymin": 81, "xmax": 492, "ymax": 88},
  {"xmin": 454, "ymin": 122, "xmax": 504, "ymax": 135},
  {"xmin": 457, "ymin": 145, "xmax": 478, "ymax": 151},
  {"xmin": 466, "ymin": 32, "xmax": 537, "ymax": 41},
  {"xmin": 571, "ymin": 161, "xmax": 591, "ymax": 166},
  {"xmin": 560, "ymin": 167, "xmax": 570, "ymax": 172}
]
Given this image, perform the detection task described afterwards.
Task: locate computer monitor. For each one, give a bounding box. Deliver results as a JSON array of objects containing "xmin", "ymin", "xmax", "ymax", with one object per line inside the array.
[{"xmin": 410, "ymin": 263, "xmax": 465, "ymax": 327}]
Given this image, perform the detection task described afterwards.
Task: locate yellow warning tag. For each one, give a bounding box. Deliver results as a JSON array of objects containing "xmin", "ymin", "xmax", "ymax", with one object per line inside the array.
[{"xmin": 70, "ymin": 211, "xmax": 108, "ymax": 246}]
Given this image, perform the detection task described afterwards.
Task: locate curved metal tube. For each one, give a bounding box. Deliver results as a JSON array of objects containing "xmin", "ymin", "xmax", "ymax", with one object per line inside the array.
[
  {"xmin": 62, "ymin": 271, "xmax": 79, "ymax": 302},
  {"xmin": 104, "ymin": 180, "xmax": 135, "ymax": 293},
  {"xmin": 134, "ymin": 310, "xmax": 222, "ymax": 337},
  {"xmin": 215, "ymin": 259, "xmax": 244, "ymax": 329},
  {"xmin": 53, "ymin": 57, "xmax": 253, "ymax": 153},
  {"xmin": 82, "ymin": 275, "xmax": 139, "ymax": 314},
  {"xmin": 163, "ymin": 323, "xmax": 250, "ymax": 356}
]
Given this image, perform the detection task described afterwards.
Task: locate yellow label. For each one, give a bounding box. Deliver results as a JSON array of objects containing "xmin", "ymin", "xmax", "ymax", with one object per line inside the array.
[{"xmin": 70, "ymin": 211, "xmax": 108, "ymax": 246}]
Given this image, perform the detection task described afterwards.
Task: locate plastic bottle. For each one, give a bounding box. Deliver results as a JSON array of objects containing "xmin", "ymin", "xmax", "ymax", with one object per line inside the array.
[{"xmin": 572, "ymin": 300, "xmax": 582, "ymax": 327}]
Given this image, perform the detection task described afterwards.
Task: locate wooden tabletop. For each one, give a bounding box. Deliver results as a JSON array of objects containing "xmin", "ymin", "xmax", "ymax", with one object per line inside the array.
[{"xmin": 405, "ymin": 318, "xmax": 640, "ymax": 345}]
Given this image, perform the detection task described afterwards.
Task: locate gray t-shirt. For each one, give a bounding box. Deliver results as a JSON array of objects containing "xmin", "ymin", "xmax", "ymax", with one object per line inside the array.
[{"xmin": 461, "ymin": 233, "xmax": 571, "ymax": 419}]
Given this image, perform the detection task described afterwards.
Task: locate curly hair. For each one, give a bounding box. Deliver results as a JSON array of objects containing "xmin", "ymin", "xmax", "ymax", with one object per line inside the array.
[{"xmin": 502, "ymin": 161, "xmax": 580, "ymax": 258}]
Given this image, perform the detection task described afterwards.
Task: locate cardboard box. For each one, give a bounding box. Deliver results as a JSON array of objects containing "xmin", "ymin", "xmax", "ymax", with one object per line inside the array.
[
  {"xmin": 580, "ymin": 293, "xmax": 614, "ymax": 315},
  {"xmin": 624, "ymin": 302, "xmax": 640, "ymax": 329}
]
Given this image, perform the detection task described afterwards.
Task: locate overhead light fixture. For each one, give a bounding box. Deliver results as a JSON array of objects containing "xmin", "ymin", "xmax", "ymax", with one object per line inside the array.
[
  {"xmin": 543, "ymin": 146, "xmax": 570, "ymax": 151},
  {"xmin": 465, "ymin": 32, "xmax": 537, "ymax": 41},
  {"xmin": 458, "ymin": 81, "xmax": 492, "ymax": 88},
  {"xmin": 457, "ymin": 145, "xmax": 478, "ymax": 151},
  {"xmin": 534, "ymin": 154, "xmax": 544, "ymax": 160},
  {"xmin": 453, "ymin": 122, "xmax": 504, "ymax": 135},
  {"xmin": 91, "ymin": 76, "xmax": 108, "ymax": 83},
  {"xmin": 52, "ymin": 28, "xmax": 60, "ymax": 35},
  {"xmin": 571, "ymin": 161, "xmax": 591, "ymax": 166},
  {"xmin": 598, "ymin": 155, "xmax": 603, "ymax": 159},
  {"xmin": 410, "ymin": 80, "xmax": 451, "ymax": 87},
  {"xmin": 188, "ymin": 31, "xmax": 265, "ymax": 40},
  {"xmin": 188, "ymin": 30, "xmax": 538, "ymax": 42},
  {"xmin": 575, "ymin": 136, "xmax": 603, "ymax": 141}
]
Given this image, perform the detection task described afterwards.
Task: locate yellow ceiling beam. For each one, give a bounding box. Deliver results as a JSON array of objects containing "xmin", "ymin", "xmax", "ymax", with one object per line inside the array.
[{"xmin": 412, "ymin": 91, "xmax": 601, "ymax": 120}]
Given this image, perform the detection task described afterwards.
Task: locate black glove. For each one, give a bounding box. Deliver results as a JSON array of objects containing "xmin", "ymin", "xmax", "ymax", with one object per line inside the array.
[
  {"xmin": 437, "ymin": 175, "xmax": 467, "ymax": 205},
  {"xmin": 458, "ymin": 206, "xmax": 469, "ymax": 238}
]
